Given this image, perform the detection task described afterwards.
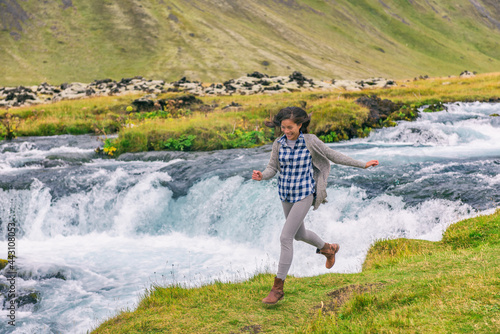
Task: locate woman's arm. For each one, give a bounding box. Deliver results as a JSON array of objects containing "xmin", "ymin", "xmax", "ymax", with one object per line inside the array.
[
  {"xmin": 253, "ymin": 140, "xmax": 280, "ymax": 181},
  {"xmin": 317, "ymin": 140, "xmax": 366, "ymax": 168},
  {"xmin": 312, "ymin": 135, "xmax": 377, "ymax": 169}
]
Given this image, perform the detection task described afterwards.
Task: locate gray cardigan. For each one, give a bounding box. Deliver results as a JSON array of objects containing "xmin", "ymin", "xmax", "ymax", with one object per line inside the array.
[{"xmin": 261, "ymin": 134, "xmax": 366, "ymax": 210}]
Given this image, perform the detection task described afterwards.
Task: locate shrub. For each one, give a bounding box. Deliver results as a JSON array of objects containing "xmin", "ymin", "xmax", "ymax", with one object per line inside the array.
[
  {"xmin": 0, "ymin": 114, "xmax": 20, "ymax": 140},
  {"xmin": 162, "ymin": 134, "xmax": 196, "ymax": 151}
]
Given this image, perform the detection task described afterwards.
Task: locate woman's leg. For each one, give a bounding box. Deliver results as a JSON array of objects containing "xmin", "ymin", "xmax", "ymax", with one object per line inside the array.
[
  {"xmin": 281, "ymin": 199, "xmax": 325, "ymax": 249},
  {"xmin": 294, "ymin": 221, "xmax": 325, "ymax": 249},
  {"xmin": 277, "ymin": 194, "xmax": 321, "ymax": 280}
]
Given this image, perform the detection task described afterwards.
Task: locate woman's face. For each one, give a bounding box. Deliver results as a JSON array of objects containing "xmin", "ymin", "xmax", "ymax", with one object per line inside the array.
[{"xmin": 281, "ymin": 119, "xmax": 301, "ymax": 141}]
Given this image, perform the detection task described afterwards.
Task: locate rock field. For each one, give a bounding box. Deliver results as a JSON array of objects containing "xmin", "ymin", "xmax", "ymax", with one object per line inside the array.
[{"xmin": 0, "ymin": 71, "xmax": 399, "ymax": 109}]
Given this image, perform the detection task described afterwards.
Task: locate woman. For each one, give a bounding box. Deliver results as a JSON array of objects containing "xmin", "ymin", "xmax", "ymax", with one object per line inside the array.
[{"xmin": 252, "ymin": 106, "xmax": 378, "ymax": 304}]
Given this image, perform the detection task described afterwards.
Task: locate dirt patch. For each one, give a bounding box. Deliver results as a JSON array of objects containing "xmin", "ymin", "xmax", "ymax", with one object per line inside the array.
[
  {"xmin": 313, "ymin": 283, "xmax": 385, "ymax": 314},
  {"xmin": 240, "ymin": 325, "xmax": 261, "ymax": 333},
  {"xmin": 229, "ymin": 324, "xmax": 262, "ymax": 334}
]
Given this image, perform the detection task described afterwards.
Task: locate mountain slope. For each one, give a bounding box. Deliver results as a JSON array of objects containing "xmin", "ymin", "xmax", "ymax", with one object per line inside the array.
[{"xmin": 1, "ymin": 0, "xmax": 500, "ymax": 85}]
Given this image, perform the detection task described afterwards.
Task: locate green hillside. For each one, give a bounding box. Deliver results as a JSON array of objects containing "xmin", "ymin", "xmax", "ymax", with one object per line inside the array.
[{"xmin": 1, "ymin": 0, "xmax": 500, "ymax": 85}]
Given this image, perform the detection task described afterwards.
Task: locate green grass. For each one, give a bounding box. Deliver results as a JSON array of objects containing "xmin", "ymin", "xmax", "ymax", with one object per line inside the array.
[
  {"xmin": 92, "ymin": 210, "xmax": 500, "ymax": 333},
  {"xmin": 3, "ymin": 72, "xmax": 500, "ymax": 154},
  {"xmin": 1, "ymin": 0, "xmax": 500, "ymax": 85}
]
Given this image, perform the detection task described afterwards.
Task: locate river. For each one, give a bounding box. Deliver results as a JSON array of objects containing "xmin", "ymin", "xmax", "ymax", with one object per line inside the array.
[{"xmin": 0, "ymin": 102, "xmax": 499, "ymax": 333}]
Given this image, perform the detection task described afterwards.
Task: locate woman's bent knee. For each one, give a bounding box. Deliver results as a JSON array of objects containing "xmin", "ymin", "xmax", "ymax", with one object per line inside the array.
[{"xmin": 280, "ymin": 234, "xmax": 294, "ymax": 247}]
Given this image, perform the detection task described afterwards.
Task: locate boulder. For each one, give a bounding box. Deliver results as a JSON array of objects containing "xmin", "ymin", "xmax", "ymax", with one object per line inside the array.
[
  {"xmin": 247, "ymin": 71, "xmax": 268, "ymax": 79},
  {"xmin": 289, "ymin": 71, "xmax": 314, "ymax": 87},
  {"xmin": 222, "ymin": 101, "xmax": 242, "ymax": 110},
  {"xmin": 2, "ymin": 290, "xmax": 41, "ymax": 310},
  {"xmin": 132, "ymin": 97, "xmax": 156, "ymax": 112},
  {"xmin": 173, "ymin": 76, "xmax": 190, "ymax": 86},
  {"xmin": 65, "ymin": 82, "xmax": 87, "ymax": 94},
  {"xmin": 459, "ymin": 70, "xmax": 476, "ymax": 78},
  {"xmin": 333, "ymin": 80, "xmax": 362, "ymax": 91},
  {"xmin": 264, "ymin": 85, "xmax": 282, "ymax": 91},
  {"xmin": 92, "ymin": 78, "xmax": 113, "ymax": 85},
  {"xmin": 158, "ymin": 94, "xmax": 203, "ymax": 110},
  {"xmin": 356, "ymin": 95, "xmax": 403, "ymax": 124}
]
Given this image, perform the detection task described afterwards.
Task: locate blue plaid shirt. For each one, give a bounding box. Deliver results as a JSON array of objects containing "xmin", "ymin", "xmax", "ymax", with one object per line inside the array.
[{"xmin": 278, "ymin": 133, "xmax": 316, "ymax": 203}]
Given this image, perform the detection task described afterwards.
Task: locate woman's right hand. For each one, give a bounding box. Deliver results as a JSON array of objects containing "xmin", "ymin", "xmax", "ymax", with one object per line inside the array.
[
  {"xmin": 365, "ymin": 160, "xmax": 379, "ymax": 168},
  {"xmin": 252, "ymin": 170, "xmax": 263, "ymax": 181}
]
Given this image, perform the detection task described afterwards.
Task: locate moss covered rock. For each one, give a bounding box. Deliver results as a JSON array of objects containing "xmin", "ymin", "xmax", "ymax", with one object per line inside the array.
[{"xmin": 0, "ymin": 259, "xmax": 8, "ymax": 271}]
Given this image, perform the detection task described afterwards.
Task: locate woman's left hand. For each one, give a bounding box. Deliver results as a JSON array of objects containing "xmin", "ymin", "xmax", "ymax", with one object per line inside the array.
[
  {"xmin": 252, "ymin": 170, "xmax": 263, "ymax": 181},
  {"xmin": 365, "ymin": 160, "xmax": 379, "ymax": 168}
]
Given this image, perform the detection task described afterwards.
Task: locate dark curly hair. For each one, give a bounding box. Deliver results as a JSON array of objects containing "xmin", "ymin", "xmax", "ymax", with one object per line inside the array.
[{"xmin": 265, "ymin": 106, "xmax": 311, "ymax": 134}]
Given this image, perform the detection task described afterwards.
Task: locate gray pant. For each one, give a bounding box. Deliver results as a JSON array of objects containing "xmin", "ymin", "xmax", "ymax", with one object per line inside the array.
[{"xmin": 277, "ymin": 194, "xmax": 326, "ymax": 280}]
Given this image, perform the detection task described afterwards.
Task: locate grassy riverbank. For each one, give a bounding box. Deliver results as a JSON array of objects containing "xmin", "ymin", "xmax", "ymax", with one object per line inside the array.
[
  {"xmin": 1, "ymin": 72, "xmax": 500, "ymax": 154},
  {"xmin": 92, "ymin": 209, "xmax": 500, "ymax": 333}
]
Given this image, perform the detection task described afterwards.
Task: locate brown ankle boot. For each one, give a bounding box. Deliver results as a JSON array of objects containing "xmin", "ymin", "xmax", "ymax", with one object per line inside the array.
[
  {"xmin": 317, "ymin": 243, "xmax": 340, "ymax": 269},
  {"xmin": 262, "ymin": 277, "xmax": 284, "ymax": 304}
]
